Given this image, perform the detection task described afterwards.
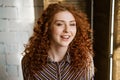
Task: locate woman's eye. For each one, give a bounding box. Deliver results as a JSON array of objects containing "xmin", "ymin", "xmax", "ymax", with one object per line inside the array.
[
  {"xmin": 70, "ymin": 23, "xmax": 76, "ymax": 26},
  {"xmin": 56, "ymin": 23, "xmax": 63, "ymax": 26}
]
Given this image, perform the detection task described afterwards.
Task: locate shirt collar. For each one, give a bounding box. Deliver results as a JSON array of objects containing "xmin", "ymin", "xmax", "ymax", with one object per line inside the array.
[{"xmin": 47, "ymin": 52, "xmax": 71, "ymax": 63}]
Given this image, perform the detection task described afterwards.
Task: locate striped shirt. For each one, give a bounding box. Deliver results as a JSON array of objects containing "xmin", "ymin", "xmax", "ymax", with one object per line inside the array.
[{"xmin": 22, "ymin": 53, "xmax": 94, "ymax": 80}]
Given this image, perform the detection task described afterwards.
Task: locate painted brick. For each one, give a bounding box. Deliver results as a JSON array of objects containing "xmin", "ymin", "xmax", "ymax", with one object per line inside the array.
[
  {"xmin": 6, "ymin": 54, "xmax": 22, "ymax": 65},
  {"xmin": 0, "ymin": 7, "xmax": 17, "ymax": 19},
  {"xmin": 8, "ymin": 20, "xmax": 34, "ymax": 32},
  {"xmin": 0, "ymin": 54, "xmax": 5, "ymax": 65},
  {"xmin": 5, "ymin": 43, "xmax": 20, "ymax": 54},
  {"xmin": 0, "ymin": 0, "xmax": 44, "ymax": 80},
  {"xmin": 2, "ymin": 0, "xmax": 20, "ymax": 7},
  {"xmin": 18, "ymin": 43, "xmax": 26, "ymax": 54},
  {"xmin": 0, "ymin": 32, "xmax": 16, "ymax": 43},
  {"xmin": 5, "ymin": 43, "xmax": 25, "ymax": 55},
  {"xmin": 0, "ymin": 19, "xmax": 9, "ymax": 32},
  {"xmin": 19, "ymin": 65, "xmax": 24, "ymax": 80},
  {"xmin": 0, "ymin": 32, "xmax": 29, "ymax": 43},
  {"xmin": 18, "ymin": 7, "xmax": 34, "ymax": 20},
  {"xmin": 0, "ymin": 0, "xmax": 3, "ymax": 6},
  {"xmin": 23, "ymin": 0, "xmax": 34, "ymax": 7},
  {"xmin": 19, "ymin": 43, "xmax": 26, "ymax": 55},
  {"xmin": 7, "ymin": 76, "xmax": 19, "ymax": 80},
  {"xmin": 0, "ymin": 65, "xmax": 7, "ymax": 80},
  {"xmin": 15, "ymin": 32, "xmax": 29, "ymax": 44},
  {"xmin": 6, "ymin": 65, "xmax": 18, "ymax": 76},
  {"xmin": 0, "ymin": 42, "xmax": 5, "ymax": 54}
]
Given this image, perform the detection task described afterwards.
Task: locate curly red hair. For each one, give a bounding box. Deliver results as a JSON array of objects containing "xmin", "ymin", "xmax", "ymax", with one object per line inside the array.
[{"xmin": 23, "ymin": 3, "xmax": 94, "ymax": 72}]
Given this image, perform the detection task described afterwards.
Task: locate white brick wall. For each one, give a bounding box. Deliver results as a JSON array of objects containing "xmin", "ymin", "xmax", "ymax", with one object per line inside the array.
[
  {"xmin": 0, "ymin": 43, "xmax": 5, "ymax": 54},
  {"xmin": 2, "ymin": 0, "xmax": 19, "ymax": 7},
  {"xmin": 18, "ymin": 7, "xmax": 35, "ymax": 20},
  {"xmin": 0, "ymin": 0, "xmax": 43, "ymax": 80},
  {"xmin": 0, "ymin": 7, "xmax": 17, "ymax": 19},
  {"xmin": 0, "ymin": 20, "xmax": 8, "ymax": 32}
]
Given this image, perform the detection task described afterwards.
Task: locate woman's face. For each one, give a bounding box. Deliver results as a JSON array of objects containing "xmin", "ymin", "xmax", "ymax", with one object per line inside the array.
[{"xmin": 50, "ymin": 11, "xmax": 77, "ymax": 47}]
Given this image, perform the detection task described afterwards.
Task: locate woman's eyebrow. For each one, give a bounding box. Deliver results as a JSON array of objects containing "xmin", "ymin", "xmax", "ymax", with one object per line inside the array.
[
  {"xmin": 70, "ymin": 20, "xmax": 76, "ymax": 22},
  {"xmin": 54, "ymin": 20, "xmax": 76, "ymax": 22},
  {"xmin": 55, "ymin": 20, "xmax": 64, "ymax": 22}
]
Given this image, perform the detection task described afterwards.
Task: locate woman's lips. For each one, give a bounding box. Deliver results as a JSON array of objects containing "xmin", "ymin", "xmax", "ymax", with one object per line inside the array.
[{"xmin": 61, "ymin": 35, "xmax": 70, "ymax": 40}]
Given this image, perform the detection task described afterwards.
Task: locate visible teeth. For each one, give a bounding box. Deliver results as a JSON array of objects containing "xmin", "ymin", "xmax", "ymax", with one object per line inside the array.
[{"xmin": 61, "ymin": 35, "xmax": 70, "ymax": 39}]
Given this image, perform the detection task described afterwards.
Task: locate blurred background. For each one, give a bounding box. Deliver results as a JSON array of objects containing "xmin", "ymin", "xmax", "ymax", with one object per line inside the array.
[{"xmin": 0, "ymin": 0, "xmax": 120, "ymax": 80}]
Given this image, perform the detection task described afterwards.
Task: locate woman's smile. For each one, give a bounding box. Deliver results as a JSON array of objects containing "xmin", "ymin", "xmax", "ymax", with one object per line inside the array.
[{"xmin": 60, "ymin": 35, "xmax": 70, "ymax": 41}]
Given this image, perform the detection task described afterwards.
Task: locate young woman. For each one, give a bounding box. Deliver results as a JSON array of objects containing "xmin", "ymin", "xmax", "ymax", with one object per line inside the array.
[{"xmin": 22, "ymin": 3, "xmax": 94, "ymax": 80}]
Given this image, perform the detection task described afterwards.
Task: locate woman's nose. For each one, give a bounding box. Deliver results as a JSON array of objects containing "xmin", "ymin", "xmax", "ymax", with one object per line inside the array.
[{"xmin": 63, "ymin": 25, "xmax": 69, "ymax": 33}]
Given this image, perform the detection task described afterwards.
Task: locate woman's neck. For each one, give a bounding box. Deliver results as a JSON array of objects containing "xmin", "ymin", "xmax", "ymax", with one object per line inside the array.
[{"xmin": 48, "ymin": 45, "xmax": 68, "ymax": 62}]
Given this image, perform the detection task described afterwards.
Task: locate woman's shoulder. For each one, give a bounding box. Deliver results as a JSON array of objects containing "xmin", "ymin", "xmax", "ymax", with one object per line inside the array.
[
  {"xmin": 22, "ymin": 54, "xmax": 36, "ymax": 79},
  {"xmin": 21, "ymin": 54, "xmax": 31, "ymax": 70}
]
